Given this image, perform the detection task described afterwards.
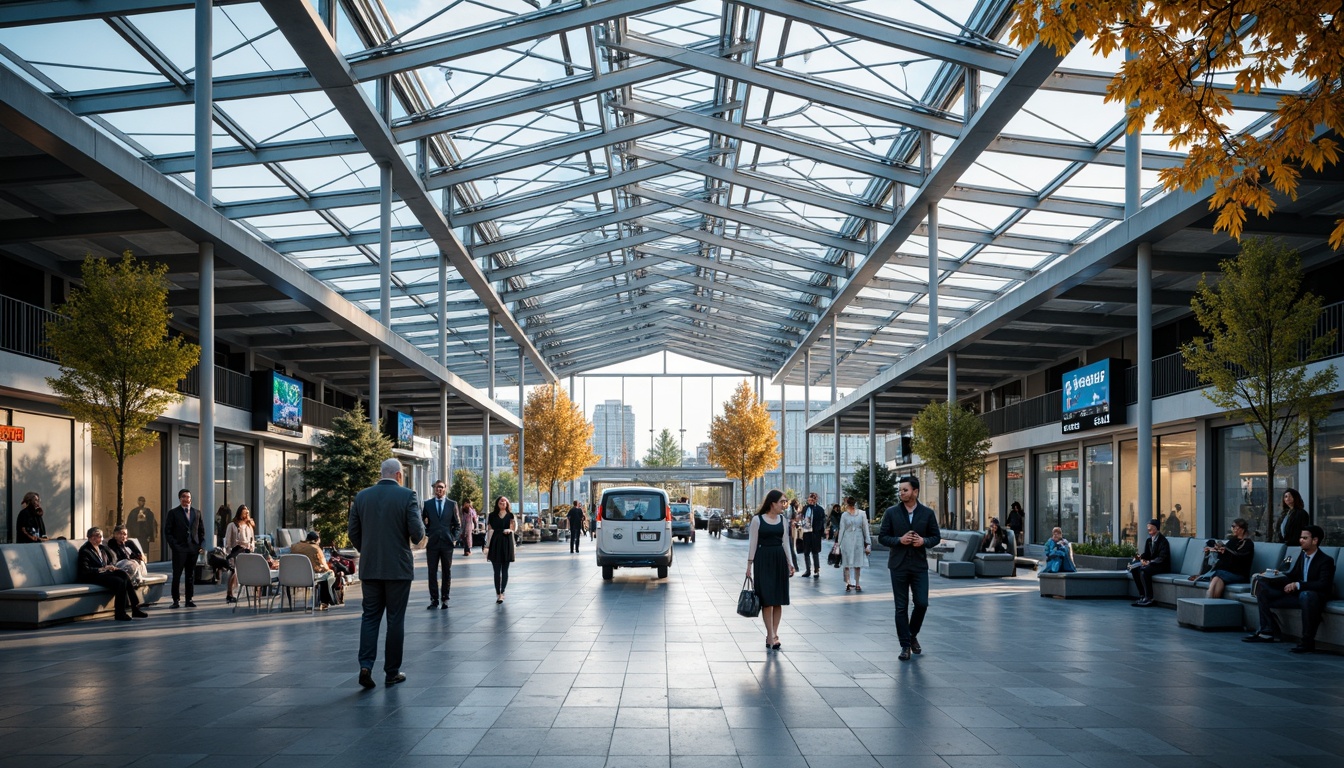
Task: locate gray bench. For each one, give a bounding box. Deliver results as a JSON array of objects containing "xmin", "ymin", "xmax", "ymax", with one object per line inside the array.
[
  {"xmin": 1232, "ymin": 545, "xmax": 1344, "ymax": 651},
  {"xmin": 1039, "ymin": 569, "xmax": 1135, "ymax": 599},
  {"xmin": 0, "ymin": 539, "xmax": 167, "ymax": 629},
  {"xmin": 1177, "ymin": 598, "xmax": 1243, "ymax": 630}
]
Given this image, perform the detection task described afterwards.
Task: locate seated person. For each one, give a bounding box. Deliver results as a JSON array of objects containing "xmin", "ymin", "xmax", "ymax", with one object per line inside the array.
[
  {"xmin": 1188, "ymin": 517, "xmax": 1254, "ymax": 598},
  {"xmin": 106, "ymin": 524, "xmax": 148, "ymax": 585},
  {"xmin": 1040, "ymin": 527, "xmax": 1076, "ymax": 573},
  {"xmin": 980, "ymin": 518, "xmax": 1010, "ymax": 554},
  {"xmin": 290, "ymin": 531, "xmax": 338, "ymax": 609},
  {"xmin": 1244, "ymin": 525, "xmax": 1336, "ymax": 653},
  {"xmin": 1129, "ymin": 519, "xmax": 1170, "ymax": 607},
  {"xmin": 77, "ymin": 527, "xmax": 147, "ymax": 621}
]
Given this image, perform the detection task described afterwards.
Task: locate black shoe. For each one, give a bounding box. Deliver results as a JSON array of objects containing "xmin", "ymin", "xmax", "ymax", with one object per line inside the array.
[
  {"xmin": 911, "ymin": 638, "xmax": 922, "ymax": 655},
  {"xmin": 899, "ymin": 647, "xmax": 912, "ymax": 662},
  {"xmin": 800, "ymin": 571, "xmax": 811, "ymax": 578},
  {"xmin": 385, "ymin": 673, "xmax": 406, "ymax": 686},
  {"xmin": 358, "ymin": 669, "xmax": 375, "ymax": 689},
  {"xmin": 1290, "ymin": 644, "xmax": 1316, "ymax": 654},
  {"xmin": 170, "ymin": 601, "xmax": 180, "ymax": 609},
  {"xmin": 426, "ymin": 602, "xmax": 438, "ymax": 610},
  {"xmin": 440, "ymin": 602, "xmax": 448, "ymax": 610},
  {"xmin": 1242, "ymin": 633, "xmax": 1277, "ymax": 643},
  {"xmin": 812, "ymin": 573, "xmax": 819, "ymax": 579},
  {"xmin": 132, "ymin": 609, "xmax": 149, "ymax": 618},
  {"xmin": 115, "ymin": 613, "xmax": 133, "ymax": 621},
  {"xmin": 225, "ymin": 596, "xmax": 237, "ymax": 604},
  {"xmin": 185, "ymin": 600, "xmax": 197, "ymax": 608}
]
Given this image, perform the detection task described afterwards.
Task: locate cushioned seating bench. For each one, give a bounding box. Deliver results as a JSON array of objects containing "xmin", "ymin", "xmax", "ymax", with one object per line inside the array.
[
  {"xmin": 975, "ymin": 530, "xmax": 1018, "ymax": 577},
  {"xmin": 1169, "ymin": 542, "xmax": 1288, "ymax": 604},
  {"xmin": 1232, "ymin": 545, "xmax": 1344, "ymax": 651},
  {"xmin": 1039, "ymin": 569, "xmax": 1135, "ymax": 599},
  {"xmin": 929, "ymin": 531, "xmax": 983, "ymax": 578},
  {"xmin": 1177, "ymin": 597, "xmax": 1243, "ymax": 630},
  {"xmin": 0, "ymin": 539, "xmax": 167, "ymax": 629}
]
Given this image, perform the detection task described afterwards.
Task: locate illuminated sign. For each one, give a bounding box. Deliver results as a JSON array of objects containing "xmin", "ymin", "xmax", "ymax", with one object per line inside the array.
[
  {"xmin": 1061, "ymin": 359, "xmax": 1127, "ymax": 434},
  {"xmin": 252, "ymin": 371, "xmax": 304, "ymax": 437},
  {"xmin": 0, "ymin": 425, "xmax": 24, "ymax": 443},
  {"xmin": 385, "ymin": 411, "xmax": 414, "ymax": 451}
]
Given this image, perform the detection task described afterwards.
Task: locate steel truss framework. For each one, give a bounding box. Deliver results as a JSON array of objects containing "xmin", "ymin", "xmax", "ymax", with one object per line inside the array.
[{"xmin": 0, "ymin": 0, "xmax": 1331, "ymax": 427}]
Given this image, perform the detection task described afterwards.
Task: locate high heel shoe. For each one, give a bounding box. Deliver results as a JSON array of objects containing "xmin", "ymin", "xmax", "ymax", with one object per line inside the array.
[
  {"xmin": 771, "ymin": 642, "xmax": 781, "ymax": 650},
  {"xmin": 496, "ymin": 595, "xmax": 503, "ymax": 604}
]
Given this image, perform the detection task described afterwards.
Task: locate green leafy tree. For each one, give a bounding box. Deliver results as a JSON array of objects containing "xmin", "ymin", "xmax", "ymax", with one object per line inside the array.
[
  {"xmin": 448, "ymin": 468, "xmax": 482, "ymax": 510},
  {"xmin": 1181, "ymin": 239, "xmax": 1338, "ymax": 542},
  {"xmin": 911, "ymin": 400, "xmax": 992, "ymax": 527},
  {"xmin": 490, "ymin": 470, "xmax": 518, "ymax": 507},
  {"xmin": 45, "ymin": 253, "xmax": 200, "ymax": 525},
  {"xmin": 707, "ymin": 380, "xmax": 780, "ymax": 515},
  {"xmin": 298, "ymin": 403, "xmax": 391, "ymax": 547},
  {"xmin": 643, "ymin": 428, "xmax": 683, "ymax": 467},
  {"xmin": 843, "ymin": 460, "xmax": 900, "ymax": 521}
]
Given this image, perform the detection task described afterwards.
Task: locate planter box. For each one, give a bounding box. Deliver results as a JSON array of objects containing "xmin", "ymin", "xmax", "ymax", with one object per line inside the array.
[
  {"xmin": 1074, "ymin": 554, "xmax": 1132, "ymax": 571},
  {"xmin": 724, "ymin": 528, "xmax": 750, "ymax": 540}
]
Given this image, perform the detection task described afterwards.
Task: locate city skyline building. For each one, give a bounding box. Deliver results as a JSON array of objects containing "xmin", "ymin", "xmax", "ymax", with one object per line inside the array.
[{"xmin": 591, "ymin": 399, "xmax": 636, "ymax": 467}]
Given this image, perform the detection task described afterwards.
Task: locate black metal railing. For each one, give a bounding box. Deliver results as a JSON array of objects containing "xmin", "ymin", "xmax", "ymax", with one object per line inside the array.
[
  {"xmin": 304, "ymin": 398, "xmax": 345, "ymax": 432},
  {"xmin": 0, "ymin": 295, "xmax": 57, "ymax": 361},
  {"xmin": 177, "ymin": 365, "xmax": 251, "ymax": 410}
]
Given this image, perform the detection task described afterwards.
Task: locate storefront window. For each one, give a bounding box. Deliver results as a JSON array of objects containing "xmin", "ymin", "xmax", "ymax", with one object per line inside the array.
[
  {"xmin": 213, "ymin": 441, "xmax": 254, "ymax": 547},
  {"xmin": 92, "ymin": 431, "xmax": 165, "ymax": 561},
  {"xmin": 1035, "ymin": 449, "xmax": 1080, "ymax": 543},
  {"xmin": 1084, "ymin": 444, "xmax": 1114, "ymax": 542},
  {"xmin": 12, "ymin": 411, "xmax": 74, "ymax": 539},
  {"xmin": 266, "ymin": 448, "xmax": 309, "ymax": 531},
  {"xmin": 1217, "ymin": 423, "xmax": 1297, "ymax": 542},
  {"xmin": 983, "ymin": 460, "xmax": 1000, "ymax": 528},
  {"xmin": 1005, "ymin": 457, "xmax": 1025, "ymax": 542},
  {"xmin": 1313, "ymin": 412, "xmax": 1344, "ymax": 545},
  {"xmin": 1157, "ymin": 432, "xmax": 1196, "ymax": 537},
  {"xmin": 0, "ymin": 411, "xmax": 9, "ymax": 544}
]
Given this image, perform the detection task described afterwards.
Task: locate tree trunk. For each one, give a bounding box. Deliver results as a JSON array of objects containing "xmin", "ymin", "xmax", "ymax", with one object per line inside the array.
[
  {"xmin": 116, "ymin": 454, "xmax": 125, "ymax": 526},
  {"xmin": 1266, "ymin": 457, "xmax": 1278, "ymax": 542}
]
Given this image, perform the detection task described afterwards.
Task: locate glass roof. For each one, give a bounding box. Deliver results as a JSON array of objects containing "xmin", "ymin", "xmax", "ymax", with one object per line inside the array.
[{"xmin": 0, "ymin": 0, "xmax": 1291, "ymax": 390}]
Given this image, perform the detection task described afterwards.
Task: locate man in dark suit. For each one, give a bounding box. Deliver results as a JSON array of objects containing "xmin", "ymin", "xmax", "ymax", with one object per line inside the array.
[
  {"xmin": 567, "ymin": 501, "xmax": 586, "ymax": 553},
  {"xmin": 799, "ymin": 492, "xmax": 827, "ymax": 577},
  {"xmin": 878, "ymin": 476, "xmax": 941, "ymax": 661},
  {"xmin": 1129, "ymin": 519, "xmax": 1170, "ymax": 607},
  {"xmin": 77, "ymin": 527, "xmax": 147, "ymax": 621},
  {"xmin": 1245, "ymin": 524, "xmax": 1336, "ymax": 653},
  {"xmin": 349, "ymin": 458, "xmax": 425, "ymax": 688},
  {"xmin": 422, "ymin": 478, "xmax": 460, "ymax": 610},
  {"xmin": 164, "ymin": 488, "xmax": 205, "ymax": 608}
]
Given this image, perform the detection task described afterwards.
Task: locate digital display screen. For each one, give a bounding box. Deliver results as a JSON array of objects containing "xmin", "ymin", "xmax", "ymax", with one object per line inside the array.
[
  {"xmin": 1061, "ymin": 359, "xmax": 1125, "ymax": 434},
  {"xmin": 271, "ymin": 373, "xmax": 303, "ymax": 433},
  {"xmin": 395, "ymin": 411, "xmax": 414, "ymax": 450}
]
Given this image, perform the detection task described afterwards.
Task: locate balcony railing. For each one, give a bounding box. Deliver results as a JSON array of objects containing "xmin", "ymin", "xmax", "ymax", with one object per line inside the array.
[
  {"xmin": 178, "ymin": 365, "xmax": 252, "ymax": 410},
  {"xmin": 0, "ymin": 294, "xmax": 58, "ymax": 361},
  {"xmin": 304, "ymin": 398, "xmax": 346, "ymax": 432}
]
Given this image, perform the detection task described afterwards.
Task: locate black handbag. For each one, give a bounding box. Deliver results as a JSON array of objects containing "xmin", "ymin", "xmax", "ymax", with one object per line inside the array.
[
  {"xmin": 736, "ymin": 576, "xmax": 761, "ymax": 618},
  {"xmin": 827, "ymin": 547, "xmax": 842, "ymax": 567}
]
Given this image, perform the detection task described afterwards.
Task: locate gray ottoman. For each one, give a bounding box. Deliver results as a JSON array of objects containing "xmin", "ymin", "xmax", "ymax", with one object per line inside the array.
[
  {"xmin": 1177, "ymin": 598, "xmax": 1244, "ymax": 630},
  {"xmin": 938, "ymin": 560, "xmax": 975, "ymax": 579}
]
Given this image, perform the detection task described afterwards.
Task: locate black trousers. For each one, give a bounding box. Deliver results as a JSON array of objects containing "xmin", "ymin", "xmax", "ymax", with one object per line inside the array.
[
  {"xmin": 889, "ymin": 566, "xmax": 930, "ymax": 648},
  {"xmin": 570, "ymin": 526, "xmax": 583, "ymax": 552},
  {"xmin": 426, "ymin": 546, "xmax": 453, "ymax": 601},
  {"xmin": 492, "ymin": 561, "xmax": 510, "ymax": 595},
  {"xmin": 1257, "ymin": 586, "xmax": 1326, "ymax": 644},
  {"xmin": 801, "ymin": 532, "xmax": 823, "ymax": 572},
  {"xmin": 1131, "ymin": 565, "xmax": 1163, "ymax": 600},
  {"xmin": 169, "ymin": 547, "xmax": 195, "ymax": 602},
  {"xmin": 86, "ymin": 571, "xmax": 140, "ymax": 617},
  {"xmin": 358, "ymin": 578, "xmax": 411, "ymax": 676}
]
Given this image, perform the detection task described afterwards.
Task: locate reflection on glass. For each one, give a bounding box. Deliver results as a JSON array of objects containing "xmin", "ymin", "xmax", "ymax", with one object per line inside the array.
[
  {"xmin": 1218, "ymin": 424, "xmax": 1297, "ymax": 541},
  {"xmin": 1085, "ymin": 444, "xmax": 1114, "ymax": 542},
  {"xmin": 1313, "ymin": 412, "xmax": 1344, "ymax": 545},
  {"xmin": 1035, "ymin": 449, "xmax": 1080, "ymax": 543}
]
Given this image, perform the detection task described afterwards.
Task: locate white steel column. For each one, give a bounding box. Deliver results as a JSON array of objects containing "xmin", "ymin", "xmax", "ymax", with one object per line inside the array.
[
  {"xmin": 195, "ymin": 0, "xmax": 215, "ymax": 519},
  {"xmin": 948, "ymin": 352, "xmax": 957, "ymax": 526},
  {"xmin": 369, "ymin": 348, "xmax": 379, "ymax": 424},
  {"xmin": 928, "ymin": 204, "xmax": 939, "ymax": 340},
  {"xmin": 804, "ymin": 352, "xmax": 811, "ymax": 499},
  {"xmin": 868, "ymin": 396, "xmax": 876, "ymax": 519},
  {"xmin": 780, "ymin": 383, "xmax": 787, "ymax": 491},
  {"xmin": 1137, "ymin": 242, "xmax": 1154, "ymax": 527},
  {"xmin": 438, "ymin": 252, "xmax": 448, "ymax": 485},
  {"xmin": 482, "ymin": 413, "xmax": 491, "ymax": 509},
  {"xmin": 487, "ymin": 315, "xmax": 496, "ymax": 399},
  {"xmin": 518, "ymin": 348, "xmax": 525, "ymax": 514}
]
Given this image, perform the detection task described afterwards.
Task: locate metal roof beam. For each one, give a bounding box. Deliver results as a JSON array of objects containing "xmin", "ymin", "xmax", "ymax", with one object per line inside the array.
[
  {"xmin": 258, "ymin": 0, "xmax": 554, "ymax": 382},
  {"xmin": 513, "ymin": 273, "xmax": 666, "ymax": 320},
  {"xmin": 660, "ymin": 270, "xmax": 820, "ymax": 315},
  {"xmin": 219, "ymin": 188, "xmax": 384, "ymax": 220},
  {"xmin": 151, "ymin": 136, "xmax": 365, "ymax": 175},
  {"xmin": 0, "ymin": 210, "xmax": 166, "ymax": 243},
  {"xmin": 503, "ymin": 253, "xmax": 671, "ymax": 302},
  {"xmin": 623, "ymin": 99, "xmax": 921, "ymax": 183},
  {"xmin": 269, "ymin": 225, "xmax": 427, "ymax": 254},
  {"xmin": 988, "ymin": 134, "xmax": 1186, "ymax": 171},
  {"xmin": 489, "ymin": 230, "xmax": 668, "ymax": 283},
  {"xmin": 637, "ymin": 218, "xmax": 850, "ymax": 277},
  {"xmin": 630, "ymin": 185, "xmax": 869, "ymax": 254},
  {"xmin": 0, "ymin": 0, "xmax": 250, "ymax": 26},
  {"xmin": 450, "ymin": 170, "xmax": 675, "ymax": 227},
  {"xmin": 611, "ymin": 35, "xmax": 962, "ymax": 136},
  {"xmin": 912, "ymin": 222, "xmax": 1074, "ymax": 254},
  {"xmin": 945, "ymin": 184, "xmax": 1124, "ymax": 220},
  {"xmin": 472, "ymin": 202, "xmax": 672, "ymax": 258},
  {"xmin": 636, "ymin": 244, "xmax": 831, "ymax": 296}
]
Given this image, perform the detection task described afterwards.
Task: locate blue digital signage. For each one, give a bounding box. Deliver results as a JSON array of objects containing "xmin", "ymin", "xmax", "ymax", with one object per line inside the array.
[
  {"xmin": 395, "ymin": 411, "xmax": 414, "ymax": 451},
  {"xmin": 252, "ymin": 371, "xmax": 304, "ymax": 436},
  {"xmin": 1061, "ymin": 359, "xmax": 1126, "ymax": 434}
]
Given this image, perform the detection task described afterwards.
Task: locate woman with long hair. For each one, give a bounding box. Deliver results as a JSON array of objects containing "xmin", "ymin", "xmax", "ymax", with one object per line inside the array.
[
  {"xmin": 485, "ymin": 496, "xmax": 516, "ymax": 604},
  {"xmin": 1279, "ymin": 488, "xmax": 1310, "ymax": 543},
  {"xmin": 836, "ymin": 496, "xmax": 871, "ymax": 591},
  {"xmin": 746, "ymin": 489, "xmax": 796, "ymax": 650},
  {"xmin": 223, "ymin": 505, "xmax": 256, "ymax": 604}
]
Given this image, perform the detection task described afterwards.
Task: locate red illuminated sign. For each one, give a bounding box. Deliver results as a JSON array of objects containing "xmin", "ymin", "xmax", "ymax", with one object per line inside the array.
[{"xmin": 0, "ymin": 426, "xmax": 24, "ymax": 443}]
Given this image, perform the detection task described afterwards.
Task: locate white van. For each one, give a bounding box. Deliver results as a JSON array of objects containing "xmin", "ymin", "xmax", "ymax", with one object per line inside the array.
[{"xmin": 595, "ymin": 486, "xmax": 673, "ymax": 580}]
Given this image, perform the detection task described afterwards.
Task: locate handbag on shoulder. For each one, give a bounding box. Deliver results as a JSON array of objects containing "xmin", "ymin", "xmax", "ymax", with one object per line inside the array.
[{"xmin": 736, "ymin": 575, "xmax": 761, "ymax": 618}]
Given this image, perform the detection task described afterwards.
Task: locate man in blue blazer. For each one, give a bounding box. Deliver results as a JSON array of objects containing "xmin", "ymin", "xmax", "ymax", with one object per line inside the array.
[
  {"xmin": 421, "ymin": 478, "xmax": 460, "ymax": 609},
  {"xmin": 349, "ymin": 458, "xmax": 425, "ymax": 688},
  {"xmin": 878, "ymin": 476, "xmax": 941, "ymax": 661},
  {"xmin": 1245, "ymin": 524, "xmax": 1336, "ymax": 653}
]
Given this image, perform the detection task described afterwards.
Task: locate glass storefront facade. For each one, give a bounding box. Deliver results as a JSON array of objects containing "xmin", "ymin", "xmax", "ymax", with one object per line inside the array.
[
  {"xmin": 1005, "ymin": 457, "xmax": 1025, "ymax": 539},
  {"xmin": 1035, "ymin": 449, "xmax": 1080, "ymax": 543},
  {"xmin": 265, "ymin": 448, "xmax": 307, "ymax": 530},
  {"xmin": 1313, "ymin": 412, "xmax": 1344, "ymax": 545},
  {"xmin": 1084, "ymin": 444, "xmax": 1114, "ymax": 542},
  {"xmin": 92, "ymin": 431, "xmax": 165, "ymax": 561},
  {"xmin": 1157, "ymin": 433, "xmax": 1196, "ymax": 537},
  {"xmin": 10, "ymin": 410, "xmax": 75, "ymax": 541},
  {"xmin": 213, "ymin": 441, "xmax": 254, "ymax": 547},
  {"xmin": 1216, "ymin": 423, "xmax": 1299, "ymax": 542}
]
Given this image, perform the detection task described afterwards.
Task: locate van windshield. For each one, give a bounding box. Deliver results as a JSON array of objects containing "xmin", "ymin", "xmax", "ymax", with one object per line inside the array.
[{"xmin": 603, "ymin": 493, "xmax": 666, "ymax": 522}]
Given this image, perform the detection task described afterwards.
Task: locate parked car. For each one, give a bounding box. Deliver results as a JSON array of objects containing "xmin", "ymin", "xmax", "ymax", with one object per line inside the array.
[
  {"xmin": 693, "ymin": 506, "xmax": 708, "ymax": 530},
  {"xmin": 595, "ymin": 486, "xmax": 673, "ymax": 580},
  {"xmin": 671, "ymin": 502, "xmax": 695, "ymax": 543}
]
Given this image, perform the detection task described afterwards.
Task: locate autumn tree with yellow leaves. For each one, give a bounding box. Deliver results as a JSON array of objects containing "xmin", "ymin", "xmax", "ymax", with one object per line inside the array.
[
  {"xmin": 506, "ymin": 383, "xmax": 598, "ymax": 507},
  {"xmin": 707, "ymin": 380, "xmax": 780, "ymax": 516},
  {"xmin": 1010, "ymin": 2, "xmax": 1344, "ymax": 247}
]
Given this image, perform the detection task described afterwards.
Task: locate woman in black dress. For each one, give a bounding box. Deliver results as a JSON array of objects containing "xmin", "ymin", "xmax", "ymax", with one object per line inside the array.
[
  {"xmin": 746, "ymin": 489, "xmax": 796, "ymax": 650},
  {"xmin": 485, "ymin": 496, "xmax": 516, "ymax": 604}
]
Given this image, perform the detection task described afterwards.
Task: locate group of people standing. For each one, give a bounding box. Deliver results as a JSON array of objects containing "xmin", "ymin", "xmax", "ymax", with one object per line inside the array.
[{"xmin": 747, "ymin": 476, "xmax": 941, "ymax": 661}]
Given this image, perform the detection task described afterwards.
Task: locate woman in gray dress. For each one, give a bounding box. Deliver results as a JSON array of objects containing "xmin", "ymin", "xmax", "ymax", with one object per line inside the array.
[{"xmin": 836, "ymin": 497, "xmax": 871, "ymax": 592}]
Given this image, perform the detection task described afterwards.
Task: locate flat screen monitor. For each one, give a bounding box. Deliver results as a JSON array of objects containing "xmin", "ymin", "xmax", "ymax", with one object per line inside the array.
[
  {"xmin": 389, "ymin": 411, "xmax": 413, "ymax": 450},
  {"xmin": 251, "ymin": 371, "xmax": 303, "ymax": 436},
  {"xmin": 1060, "ymin": 359, "xmax": 1126, "ymax": 434}
]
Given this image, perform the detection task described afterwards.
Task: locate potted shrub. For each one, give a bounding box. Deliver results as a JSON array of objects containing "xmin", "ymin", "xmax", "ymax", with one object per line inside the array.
[{"xmin": 1071, "ymin": 535, "xmax": 1138, "ymax": 570}]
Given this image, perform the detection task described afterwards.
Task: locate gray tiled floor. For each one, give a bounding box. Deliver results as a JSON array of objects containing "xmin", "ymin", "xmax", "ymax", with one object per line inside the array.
[{"xmin": 2, "ymin": 535, "xmax": 1341, "ymax": 768}]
